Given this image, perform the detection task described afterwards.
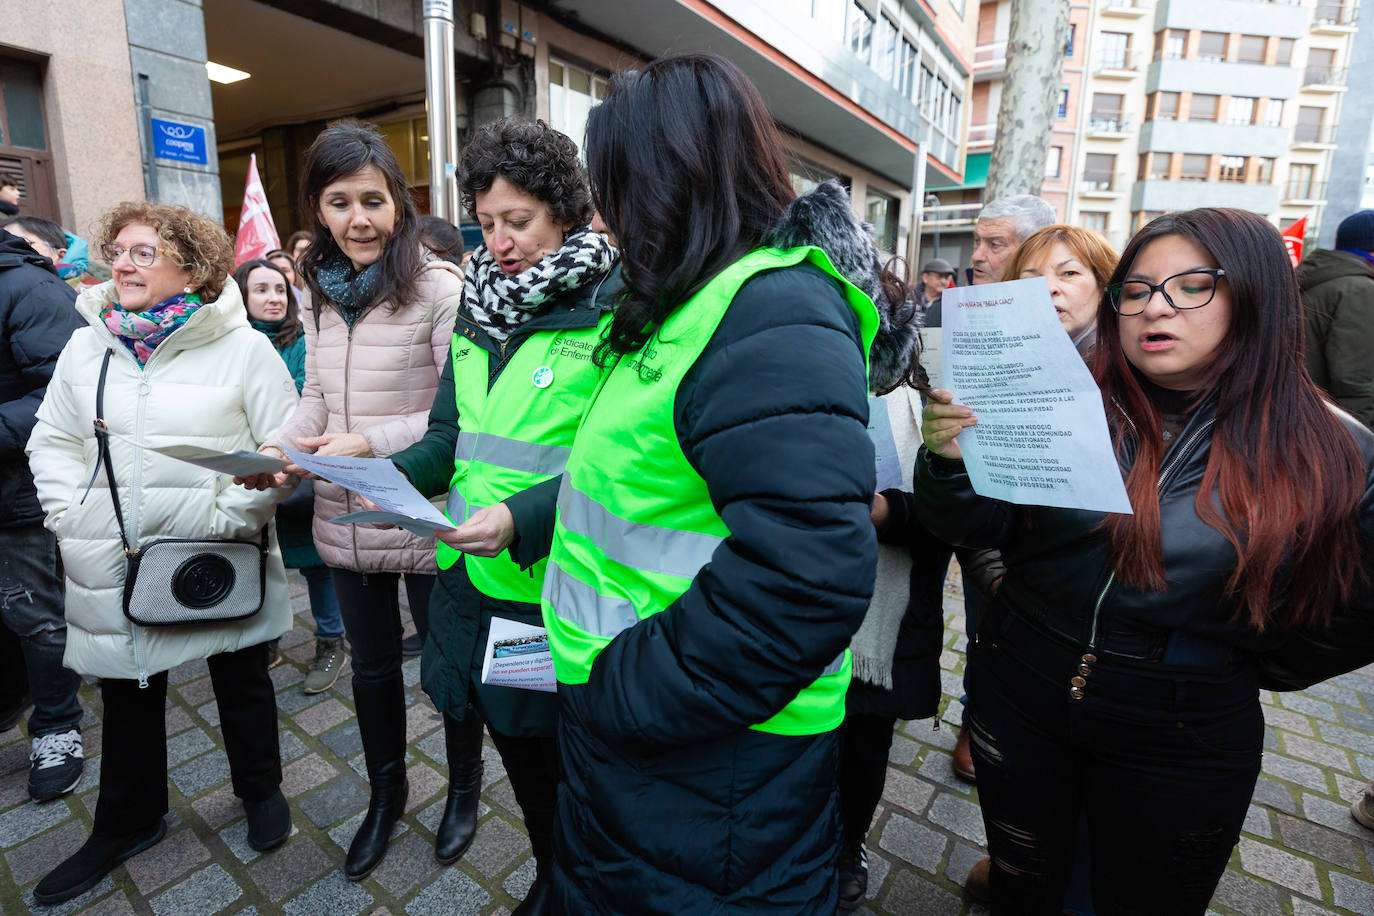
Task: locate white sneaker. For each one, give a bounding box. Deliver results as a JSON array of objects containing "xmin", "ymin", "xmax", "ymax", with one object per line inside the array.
[{"xmin": 29, "ymin": 729, "xmax": 83, "ymax": 802}]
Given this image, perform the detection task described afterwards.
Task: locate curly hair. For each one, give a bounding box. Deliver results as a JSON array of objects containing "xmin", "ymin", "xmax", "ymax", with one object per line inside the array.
[
  {"xmin": 458, "ymin": 118, "xmax": 592, "ymax": 228},
  {"xmin": 97, "ymin": 201, "xmax": 234, "ymax": 300}
]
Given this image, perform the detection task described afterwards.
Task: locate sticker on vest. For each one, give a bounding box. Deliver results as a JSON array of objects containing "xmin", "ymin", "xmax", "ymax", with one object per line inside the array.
[{"xmin": 531, "ymin": 366, "xmax": 554, "ymax": 388}]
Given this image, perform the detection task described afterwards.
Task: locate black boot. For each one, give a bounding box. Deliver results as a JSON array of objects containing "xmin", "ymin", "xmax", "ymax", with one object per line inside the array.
[
  {"xmin": 435, "ymin": 711, "xmax": 484, "ymax": 865},
  {"xmin": 837, "ymin": 838, "xmax": 868, "ymax": 910},
  {"xmin": 513, "ymin": 872, "xmax": 553, "ymax": 916},
  {"xmin": 345, "ymin": 676, "xmax": 409, "ymax": 881},
  {"xmin": 34, "ymin": 819, "xmax": 166, "ymax": 905}
]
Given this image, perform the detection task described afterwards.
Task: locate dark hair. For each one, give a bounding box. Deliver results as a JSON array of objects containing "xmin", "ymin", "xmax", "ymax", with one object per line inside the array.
[
  {"xmin": 419, "ymin": 215, "xmax": 465, "ymax": 266},
  {"xmin": 0, "ymin": 176, "xmax": 15, "ymax": 190},
  {"xmin": 586, "ymin": 53, "xmax": 796, "ymax": 360},
  {"xmin": 1095, "ymin": 208, "xmax": 1365, "ymax": 632},
  {"xmin": 298, "ymin": 119, "xmax": 422, "ymax": 315},
  {"xmin": 263, "ymin": 248, "xmax": 293, "ymax": 263},
  {"xmin": 457, "ymin": 117, "xmax": 592, "ymax": 229},
  {"xmin": 1, "ymin": 215, "xmax": 65, "ymax": 252},
  {"xmin": 233, "ymin": 258, "xmax": 302, "ymax": 350},
  {"xmin": 286, "ymin": 229, "xmax": 312, "ymax": 253}
]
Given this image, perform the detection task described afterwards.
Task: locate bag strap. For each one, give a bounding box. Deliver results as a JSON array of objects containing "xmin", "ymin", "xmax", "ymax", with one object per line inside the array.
[{"xmin": 91, "ymin": 349, "xmax": 136, "ymax": 557}]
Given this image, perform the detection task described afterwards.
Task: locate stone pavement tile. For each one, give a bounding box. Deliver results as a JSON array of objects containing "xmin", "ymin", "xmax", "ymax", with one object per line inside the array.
[
  {"xmin": 280, "ymin": 729, "xmax": 309, "ymax": 764},
  {"xmin": 1318, "ymin": 722, "xmax": 1374, "ymax": 758},
  {"xmin": 299, "ymin": 777, "xmax": 369, "ymax": 828},
  {"xmin": 284, "ymin": 641, "xmax": 317, "ymax": 665},
  {"xmin": 169, "ymin": 750, "xmax": 231, "ymax": 799},
  {"xmin": 371, "ymin": 830, "xmax": 442, "ymax": 897},
  {"xmin": 906, "ymin": 720, "xmax": 957, "ymax": 752},
  {"xmin": 916, "ymin": 751, "xmax": 974, "ymax": 795},
  {"xmin": 1264, "ymin": 704, "xmax": 1316, "ymax": 737},
  {"xmin": 502, "ymin": 857, "xmax": 537, "ymax": 901},
  {"xmin": 879, "ymin": 870, "xmax": 962, "ymax": 916},
  {"xmin": 481, "ymin": 743, "xmax": 507, "ymax": 788},
  {"xmin": 402, "ymin": 657, "xmax": 422, "ymax": 688},
  {"xmin": 148, "ymin": 863, "xmax": 242, "ymax": 916},
  {"xmin": 294, "ymin": 697, "xmax": 354, "ymax": 736},
  {"xmin": 488, "ymin": 777, "xmax": 523, "ymax": 819},
  {"xmin": 1338, "ymin": 708, "xmax": 1374, "ymax": 734},
  {"xmin": 191, "ymin": 783, "xmax": 242, "ymax": 830},
  {"xmin": 165, "ymin": 728, "xmax": 217, "ymax": 768},
  {"xmin": 68, "ymin": 891, "xmax": 137, "ymax": 915},
  {"xmin": 939, "ymin": 670, "xmax": 962, "ymax": 699},
  {"xmin": 1251, "ymin": 775, "xmax": 1301, "ymax": 815},
  {"xmin": 939, "ymin": 649, "xmax": 960, "ymax": 671},
  {"xmin": 1301, "ymin": 792, "xmax": 1373, "ymax": 839},
  {"xmin": 1211, "ymin": 869, "xmax": 1284, "ymax": 916},
  {"xmin": 275, "ymin": 686, "xmax": 329, "ymax": 716},
  {"xmin": 1275, "ymin": 812, "xmax": 1363, "ymax": 871},
  {"xmin": 405, "ymin": 762, "xmax": 446, "ymax": 814},
  {"xmin": 1304, "ymin": 679, "xmax": 1363, "ymax": 709},
  {"xmin": 405, "ymin": 702, "xmax": 443, "ymax": 743},
  {"xmin": 1263, "ymin": 753, "xmax": 1331, "ymax": 793},
  {"xmin": 283, "ymin": 871, "xmax": 373, "ymax": 916},
  {"xmin": 6, "ymin": 819, "xmax": 86, "ymax": 887},
  {"xmin": 1243, "ymin": 804, "xmax": 1274, "ymax": 839},
  {"xmin": 168, "ymin": 659, "xmax": 207, "ymax": 685},
  {"xmin": 270, "ymin": 664, "xmax": 307, "ymax": 691},
  {"xmin": 1329, "ymin": 870, "xmax": 1374, "ymax": 913},
  {"xmin": 197, "ymin": 701, "xmax": 220, "ymax": 728},
  {"xmin": 0, "ymin": 796, "xmax": 71, "ymax": 845},
  {"xmin": 164, "ymin": 706, "xmax": 194, "ymax": 735},
  {"xmin": 126, "ymin": 827, "xmax": 210, "ymax": 894},
  {"xmin": 944, "ymin": 840, "xmax": 985, "ymax": 888},
  {"xmin": 219, "ymin": 815, "xmax": 300, "ymax": 865},
  {"xmin": 19, "ymin": 875, "xmax": 117, "ymax": 915},
  {"xmin": 927, "ymin": 793, "xmax": 987, "ymax": 846},
  {"xmin": 413, "ymin": 728, "xmax": 446, "ymax": 768},
  {"xmin": 1284, "ymin": 734, "xmax": 1353, "ymax": 773},
  {"xmin": 0, "ymin": 768, "xmax": 30, "ymax": 809},
  {"xmin": 1237, "ymin": 836, "xmax": 1320, "ymax": 898},
  {"xmin": 1356, "ymin": 755, "xmax": 1374, "ymax": 781},
  {"xmin": 1291, "ymin": 899, "xmax": 1339, "ymax": 915},
  {"xmin": 82, "ymin": 724, "xmax": 103, "ymax": 758},
  {"xmin": 320, "ymin": 720, "xmax": 364, "ymax": 760},
  {"xmin": 280, "ymin": 753, "xmax": 336, "ymax": 798},
  {"xmin": 465, "ymin": 814, "xmax": 531, "ymax": 877},
  {"xmin": 406, "ymin": 866, "xmax": 493, "ymax": 915},
  {"xmin": 888, "ymin": 735, "xmax": 918, "ymax": 767},
  {"xmin": 881, "ymin": 769, "xmax": 935, "ymax": 818},
  {"xmin": 878, "ymin": 812, "xmax": 946, "ymax": 873},
  {"xmin": 1280, "ymin": 693, "xmax": 1340, "ymax": 723},
  {"xmin": 1334, "ymin": 773, "xmax": 1368, "ymax": 806},
  {"xmin": 178, "ymin": 677, "xmax": 216, "ymax": 707},
  {"xmin": 246, "ymin": 835, "xmax": 331, "ymax": 900}
]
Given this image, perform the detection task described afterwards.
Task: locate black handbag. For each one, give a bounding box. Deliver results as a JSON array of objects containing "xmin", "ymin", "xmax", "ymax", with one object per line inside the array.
[{"xmin": 91, "ymin": 349, "xmax": 268, "ymax": 627}]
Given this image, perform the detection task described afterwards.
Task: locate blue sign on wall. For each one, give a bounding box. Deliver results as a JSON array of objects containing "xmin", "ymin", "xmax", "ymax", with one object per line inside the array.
[{"xmin": 151, "ymin": 119, "xmax": 208, "ymax": 164}]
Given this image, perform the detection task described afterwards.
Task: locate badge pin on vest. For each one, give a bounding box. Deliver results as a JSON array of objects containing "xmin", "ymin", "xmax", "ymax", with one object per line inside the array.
[{"xmin": 531, "ymin": 366, "xmax": 554, "ymax": 388}]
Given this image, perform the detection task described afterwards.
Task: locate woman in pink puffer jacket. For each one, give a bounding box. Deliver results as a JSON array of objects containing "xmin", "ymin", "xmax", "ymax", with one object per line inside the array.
[{"xmin": 249, "ymin": 121, "xmax": 460, "ymax": 882}]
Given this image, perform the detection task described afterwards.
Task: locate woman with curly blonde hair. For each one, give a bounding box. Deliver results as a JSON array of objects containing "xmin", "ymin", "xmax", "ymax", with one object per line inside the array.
[{"xmin": 26, "ymin": 201, "xmax": 299, "ymax": 904}]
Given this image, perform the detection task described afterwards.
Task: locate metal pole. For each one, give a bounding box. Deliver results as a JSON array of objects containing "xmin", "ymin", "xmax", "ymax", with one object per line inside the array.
[
  {"xmin": 907, "ymin": 141, "xmax": 928, "ymax": 276},
  {"xmin": 138, "ymin": 74, "xmax": 159, "ymax": 200},
  {"xmin": 423, "ymin": 0, "xmax": 459, "ymax": 220}
]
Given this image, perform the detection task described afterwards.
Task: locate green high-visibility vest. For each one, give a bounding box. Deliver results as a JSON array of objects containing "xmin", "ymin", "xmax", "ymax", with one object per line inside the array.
[
  {"xmin": 541, "ymin": 246, "xmax": 880, "ymax": 736},
  {"xmin": 441, "ymin": 319, "xmax": 606, "ymax": 602}
]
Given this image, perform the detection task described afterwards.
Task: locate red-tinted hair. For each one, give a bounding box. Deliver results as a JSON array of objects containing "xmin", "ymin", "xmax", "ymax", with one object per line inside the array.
[{"xmin": 1095, "ymin": 208, "xmax": 1365, "ymax": 632}]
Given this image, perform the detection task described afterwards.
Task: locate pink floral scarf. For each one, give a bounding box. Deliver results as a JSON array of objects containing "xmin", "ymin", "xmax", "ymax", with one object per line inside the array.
[{"xmin": 100, "ymin": 293, "xmax": 202, "ymax": 366}]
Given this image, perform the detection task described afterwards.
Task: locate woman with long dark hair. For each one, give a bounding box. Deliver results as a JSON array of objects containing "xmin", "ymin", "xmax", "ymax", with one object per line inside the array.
[
  {"xmin": 539, "ymin": 53, "xmax": 918, "ymax": 913},
  {"xmin": 917, "ymin": 208, "xmax": 1374, "ymax": 914},
  {"xmin": 237, "ymin": 120, "xmax": 461, "ymax": 880}
]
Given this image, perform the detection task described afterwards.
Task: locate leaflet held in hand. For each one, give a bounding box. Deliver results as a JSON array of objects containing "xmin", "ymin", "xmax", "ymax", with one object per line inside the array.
[
  {"xmin": 942, "ymin": 277, "xmax": 1132, "ymax": 514},
  {"xmin": 480, "ymin": 617, "xmax": 556, "ymax": 693},
  {"xmin": 284, "ymin": 448, "xmax": 456, "ymax": 532}
]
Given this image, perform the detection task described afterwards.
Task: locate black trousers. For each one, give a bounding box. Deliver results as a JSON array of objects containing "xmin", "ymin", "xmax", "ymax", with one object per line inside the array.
[
  {"xmin": 95, "ymin": 643, "xmax": 281, "ymax": 837},
  {"xmin": 838, "ymin": 713, "xmax": 897, "ymax": 847},
  {"xmin": 488, "ymin": 727, "xmax": 559, "ymax": 880},
  {"xmin": 330, "ymin": 569, "xmax": 434, "ymax": 684},
  {"xmin": 967, "ymin": 606, "xmax": 1262, "ymax": 916}
]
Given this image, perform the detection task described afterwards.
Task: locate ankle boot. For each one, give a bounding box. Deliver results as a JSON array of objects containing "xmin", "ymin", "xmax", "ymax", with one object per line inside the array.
[
  {"xmin": 345, "ymin": 676, "xmax": 409, "ymax": 881},
  {"xmin": 435, "ymin": 711, "xmax": 484, "ymax": 864}
]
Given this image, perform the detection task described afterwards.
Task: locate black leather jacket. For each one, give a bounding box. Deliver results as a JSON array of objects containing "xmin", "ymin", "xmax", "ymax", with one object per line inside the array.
[{"xmin": 913, "ymin": 396, "xmax": 1374, "ymax": 689}]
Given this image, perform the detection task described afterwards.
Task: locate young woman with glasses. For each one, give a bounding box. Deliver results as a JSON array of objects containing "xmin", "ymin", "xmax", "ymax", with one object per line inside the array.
[{"xmin": 915, "ymin": 208, "xmax": 1374, "ymax": 914}]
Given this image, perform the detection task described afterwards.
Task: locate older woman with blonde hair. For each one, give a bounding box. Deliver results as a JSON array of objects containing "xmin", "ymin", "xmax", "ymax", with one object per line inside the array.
[{"xmin": 26, "ymin": 201, "xmax": 298, "ymax": 904}]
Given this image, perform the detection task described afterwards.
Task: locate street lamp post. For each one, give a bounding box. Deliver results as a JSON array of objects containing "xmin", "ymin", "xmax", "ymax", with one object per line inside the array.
[{"xmin": 423, "ymin": 0, "xmax": 459, "ymax": 221}]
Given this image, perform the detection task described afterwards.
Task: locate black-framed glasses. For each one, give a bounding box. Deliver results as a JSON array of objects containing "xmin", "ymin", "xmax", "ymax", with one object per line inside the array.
[
  {"xmin": 1108, "ymin": 269, "xmax": 1226, "ymax": 316},
  {"xmin": 100, "ymin": 242, "xmax": 170, "ymax": 268}
]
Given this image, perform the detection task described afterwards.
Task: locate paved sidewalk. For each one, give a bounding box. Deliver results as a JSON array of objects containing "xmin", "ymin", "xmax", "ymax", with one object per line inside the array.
[{"xmin": 1, "ymin": 572, "xmax": 1372, "ymax": 914}]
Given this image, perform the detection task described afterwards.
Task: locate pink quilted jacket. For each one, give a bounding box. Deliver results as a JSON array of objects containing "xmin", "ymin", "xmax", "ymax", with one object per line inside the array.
[{"xmin": 268, "ymin": 258, "xmax": 462, "ymax": 573}]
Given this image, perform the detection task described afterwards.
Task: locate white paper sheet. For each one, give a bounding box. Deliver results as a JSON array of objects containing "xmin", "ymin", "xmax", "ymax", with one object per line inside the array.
[
  {"xmin": 867, "ymin": 396, "xmax": 903, "ymax": 492},
  {"xmin": 918, "ymin": 327, "xmax": 942, "ymax": 390},
  {"xmin": 103, "ymin": 431, "xmax": 288, "ymax": 476},
  {"xmin": 480, "ymin": 616, "xmax": 557, "ymax": 693},
  {"xmin": 284, "ymin": 448, "xmax": 457, "ymax": 532},
  {"xmin": 942, "ymin": 278, "xmax": 1132, "ymax": 514}
]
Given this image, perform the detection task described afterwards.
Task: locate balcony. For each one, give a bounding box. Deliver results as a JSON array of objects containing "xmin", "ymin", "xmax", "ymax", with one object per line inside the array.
[
  {"xmin": 1312, "ymin": 2, "xmax": 1359, "ymax": 31},
  {"xmin": 1100, "ymin": 0, "xmax": 1148, "ymax": 17},
  {"xmin": 974, "ymin": 41, "xmax": 1007, "ymax": 81},
  {"xmin": 920, "ymin": 201, "xmax": 983, "ymax": 230},
  {"xmin": 1292, "ymin": 123, "xmax": 1338, "ymax": 147},
  {"xmin": 1284, "ymin": 179, "xmax": 1327, "ymax": 203},
  {"xmin": 1094, "ymin": 50, "xmax": 1144, "ymax": 78},
  {"xmin": 1087, "ymin": 115, "xmax": 1132, "ymax": 137},
  {"xmin": 1302, "ymin": 66, "xmax": 1348, "ymax": 91},
  {"xmin": 1079, "ymin": 172, "xmax": 1128, "ymax": 197},
  {"xmin": 967, "ymin": 122, "xmax": 996, "ymax": 149}
]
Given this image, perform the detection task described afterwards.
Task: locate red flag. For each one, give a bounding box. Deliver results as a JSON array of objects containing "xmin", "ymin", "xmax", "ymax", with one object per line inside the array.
[
  {"xmin": 1281, "ymin": 215, "xmax": 1308, "ymax": 269},
  {"xmin": 233, "ymin": 154, "xmax": 281, "ymax": 267}
]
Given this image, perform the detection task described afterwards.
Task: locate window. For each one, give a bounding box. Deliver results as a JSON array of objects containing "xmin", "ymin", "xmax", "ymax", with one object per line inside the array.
[
  {"xmin": 1080, "ymin": 212, "xmax": 1109, "ymax": 234},
  {"xmin": 1141, "ymin": 152, "xmax": 1171, "ymax": 180},
  {"xmin": 1090, "ymin": 92, "xmax": 1125, "ymax": 130},
  {"xmin": 1082, "ymin": 153, "xmax": 1117, "ymax": 191},
  {"xmin": 790, "ymin": 157, "xmax": 841, "ymax": 196},
  {"xmin": 1275, "ymin": 38, "xmax": 1295, "ymax": 66},
  {"xmin": 1263, "ymin": 98, "xmax": 1284, "ymax": 128},
  {"xmin": 1197, "ymin": 31, "xmax": 1227, "ymax": 62},
  {"xmin": 1136, "ymin": 210, "xmax": 1166, "ymax": 230},
  {"xmin": 1154, "ymin": 91, "xmax": 1179, "ymax": 121},
  {"xmin": 1057, "ymin": 87, "xmax": 1069, "ymax": 120},
  {"xmin": 549, "ymin": 60, "xmax": 609, "ymax": 156},
  {"xmin": 1160, "ymin": 29, "xmax": 1186, "ymax": 60},
  {"xmin": 377, "ymin": 117, "xmax": 430, "ymax": 186},
  {"xmin": 1189, "ymin": 94, "xmax": 1218, "ymax": 123},
  {"xmin": 1098, "ymin": 32, "xmax": 1130, "ymax": 70},
  {"xmin": 937, "ymin": 78, "xmax": 950, "ymax": 130},
  {"xmin": 1045, "ymin": 146, "xmax": 1063, "ymax": 179},
  {"xmin": 1238, "ymin": 35, "xmax": 1267, "ymax": 64},
  {"xmin": 1295, "ymin": 106, "xmax": 1327, "ymax": 143},
  {"xmin": 1180, "ymin": 154, "xmax": 1210, "ymax": 181},
  {"xmin": 1288, "ymin": 162, "xmax": 1317, "ymax": 198},
  {"xmin": 1256, "ymin": 157, "xmax": 1275, "ymax": 183},
  {"xmin": 1218, "ymin": 156, "xmax": 1247, "ymax": 182},
  {"xmin": 1065, "ymin": 24, "xmax": 1076, "ymax": 57},
  {"xmin": 876, "ymin": 14, "xmax": 898, "ymax": 80},
  {"xmin": 1226, "ymin": 97, "xmax": 1256, "ymax": 125},
  {"xmin": 897, "ymin": 38, "xmax": 918, "ymax": 97},
  {"xmin": 865, "ymin": 189, "xmax": 898, "ymax": 252},
  {"xmin": 920, "ymin": 65, "xmax": 936, "ymax": 115},
  {"xmin": 848, "ymin": 2, "xmax": 875, "ymax": 61},
  {"xmin": 1306, "ymin": 47, "xmax": 1338, "ymax": 85},
  {"xmin": 949, "ymin": 95, "xmax": 962, "ymax": 138}
]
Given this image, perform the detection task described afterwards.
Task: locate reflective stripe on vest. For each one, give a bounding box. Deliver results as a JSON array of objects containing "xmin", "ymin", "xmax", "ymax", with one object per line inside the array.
[
  {"xmin": 455, "ymin": 432, "xmax": 572, "ymax": 477},
  {"xmin": 542, "ymin": 246, "xmax": 880, "ymax": 737}
]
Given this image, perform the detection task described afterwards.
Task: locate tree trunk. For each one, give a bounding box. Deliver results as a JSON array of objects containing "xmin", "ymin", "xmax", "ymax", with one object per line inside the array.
[{"xmin": 986, "ymin": 0, "xmax": 1071, "ymax": 201}]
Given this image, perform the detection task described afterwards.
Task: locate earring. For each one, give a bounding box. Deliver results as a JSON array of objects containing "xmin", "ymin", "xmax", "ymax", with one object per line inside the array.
[{"xmin": 183, "ymin": 286, "xmax": 192, "ymax": 294}]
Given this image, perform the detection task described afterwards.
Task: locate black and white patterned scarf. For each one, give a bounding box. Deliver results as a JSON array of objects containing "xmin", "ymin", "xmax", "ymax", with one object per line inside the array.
[{"xmin": 463, "ymin": 228, "xmax": 618, "ymax": 341}]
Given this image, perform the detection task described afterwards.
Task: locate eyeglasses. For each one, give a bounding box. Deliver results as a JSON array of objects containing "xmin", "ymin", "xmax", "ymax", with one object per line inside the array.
[
  {"xmin": 1108, "ymin": 269, "xmax": 1226, "ymax": 316},
  {"xmin": 100, "ymin": 242, "xmax": 171, "ymax": 268}
]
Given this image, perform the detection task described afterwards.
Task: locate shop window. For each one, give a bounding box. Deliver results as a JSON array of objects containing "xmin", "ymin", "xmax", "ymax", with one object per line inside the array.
[{"xmin": 865, "ymin": 188, "xmax": 898, "ymax": 253}]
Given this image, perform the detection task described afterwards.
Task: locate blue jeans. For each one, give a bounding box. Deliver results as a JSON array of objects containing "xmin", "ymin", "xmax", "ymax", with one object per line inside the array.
[
  {"xmin": 300, "ymin": 565, "xmax": 344, "ymax": 639},
  {"xmin": 0, "ymin": 525, "xmax": 83, "ymax": 736}
]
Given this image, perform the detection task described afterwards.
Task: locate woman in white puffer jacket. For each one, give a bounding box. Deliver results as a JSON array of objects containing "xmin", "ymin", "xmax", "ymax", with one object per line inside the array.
[{"xmin": 25, "ymin": 202, "xmax": 297, "ymax": 905}]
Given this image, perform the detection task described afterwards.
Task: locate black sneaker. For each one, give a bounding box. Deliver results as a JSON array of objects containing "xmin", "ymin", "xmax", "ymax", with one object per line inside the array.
[
  {"xmin": 245, "ymin": 789, "xmax": 291, "ymax": 851},
  {"xmin": 33, "ymin": 818, "xmax": 166, "ymax": 904},
  {"xmin": 29, "ymin": 729, "xmax": 83, "ymax": 802},
  {"xmin": 401, "ymin": 633, "xmax": 422, "ymax": 657},
  {"xmin": 838, "ymin": 840, "xmax": 868, "ymax": 910}
]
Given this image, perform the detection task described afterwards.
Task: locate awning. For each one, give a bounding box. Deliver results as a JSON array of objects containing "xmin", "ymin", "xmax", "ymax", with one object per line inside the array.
[{"xmin": 929, "ymin": 152, "xmax": 987, "ymax": 191}]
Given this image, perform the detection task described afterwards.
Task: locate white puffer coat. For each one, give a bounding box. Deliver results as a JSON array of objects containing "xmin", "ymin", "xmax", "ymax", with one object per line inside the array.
[{"xmin": 27, "ymin": 279, "xmax": 296, "ymax": 683}]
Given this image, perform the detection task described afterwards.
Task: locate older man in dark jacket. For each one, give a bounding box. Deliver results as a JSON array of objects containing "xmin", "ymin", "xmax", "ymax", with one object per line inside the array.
[
  {"xmin": 0, "ymin": 228, "xmax": 85, "ymax": 802},
  {"xmin": 1300, "ymin": 210, "xmax": 1374, "ymax": 429}
]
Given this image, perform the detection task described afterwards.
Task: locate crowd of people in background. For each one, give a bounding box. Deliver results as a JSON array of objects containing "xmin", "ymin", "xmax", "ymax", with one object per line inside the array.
[{"xmin": 3, "ymin": 51, "xmax": 1374, "ymax": 915}]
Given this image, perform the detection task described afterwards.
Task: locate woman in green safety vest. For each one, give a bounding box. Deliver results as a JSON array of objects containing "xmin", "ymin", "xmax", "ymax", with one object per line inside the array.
[
  {"xmin": 540, "ymin": 53, "xmax": 917, "ymax": 914},
  {"xmin": 385, "ymin": 117, "xmax": 618, "ymax": 916}
]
